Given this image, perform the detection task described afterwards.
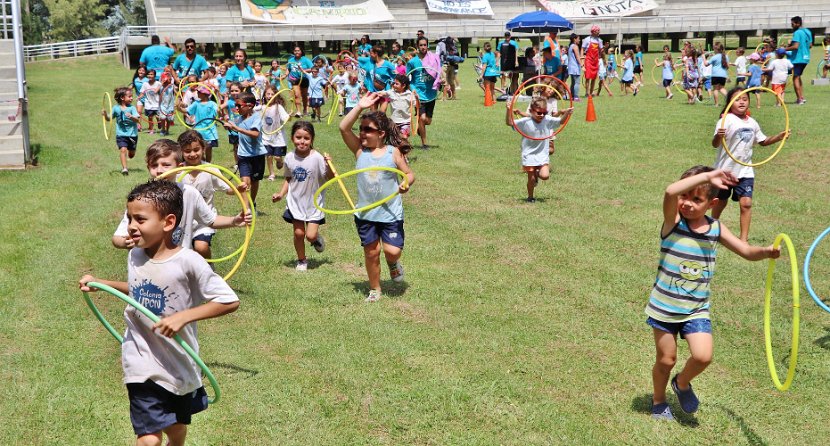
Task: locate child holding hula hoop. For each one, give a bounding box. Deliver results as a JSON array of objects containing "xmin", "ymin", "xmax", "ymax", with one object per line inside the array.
[
  {"xmin": 339, "ymin": 92, "xmax": 415, "ymax": 302},
  {"xmin": 710, "ymin": 87, "xmax": 789, "ymax": 242},
  {"xmin": 80, "ymin": 180, "xmax": 240, "ymax": 445},
  {"xmin": 271, "ymin": 121, "xmax": 333, "ymax": 271},
  {"xmin": 647, "ymin": 165, "xmax": 779, "ymax": 421},
  {"xmin": 222, "ymin": 91, "xmax": 266, "ymax": 212},
  {"xmin": 261, "ymin": 85, "xmax": 290, "ymax": 180},
  {"xmin": 158, "ymin": 73, "xmax": 176, "ymax": 136},
  {"xmin": 102, "ymin": 86, "xmax": 140, "ymax": 176},
  {"xmin": 179, "ymin": 86, "xmax": 220, "ymax": 162}
]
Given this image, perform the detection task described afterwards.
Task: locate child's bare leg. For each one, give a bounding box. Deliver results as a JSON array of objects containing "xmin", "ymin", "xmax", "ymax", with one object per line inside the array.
[
  {"xmin": 710, "ymin": 196, "xmax": 728, "ymax": 219},
  {"xmin": 538, "ymin": 164, "xmax": 550, "ymax": 181},
  {"xmin": 204, "ymin": 145, "xmax": 212, "ymax": 163},
  {"xmin": 548, "ymin": 140, "xmax": 555, "ymax": 155},
  {"xmin": 293, "ymin": 221, "xmax": 307, "ymax": 260},
  {"xmin": 364, "ymin": 240, "xmax": 382, "ymax": 291},
  {"xmin": 526, "ymin": 170, "xmax": 537, "ymax": 198},
  {"xmin": 305, "ymin": 222, "xmax": 320, "ymax": 245},
  {"xmin": 675, "ymin": 332, "xmax": 713, "ymax": 390},
  {"xmin": 193, "ymin": 239, "xmax": 212, "ymax": 260},
  {"xmin": 738, "ymin": 196, "xmax": 752, "ymax": 242},
  {"xmin": 120, "ymin": 147, "xmax": 129, "ymax": 170},
  {"xmin": 232, "ymin": 145, "xmax": 239, "ymax": 166},
  {"xmin": 250, "ymin": 179, "xmax": 259, "ymax": 205},
  {"xmin": 135, "ymin": 432, "xmax": 163, "ymax": 446},
  {"xmin": 163, "ymin": 423, "xmax": 187, "ymax": 446},
  {"xmin": 267, "ymin": 155, "xmax": 274, "ymax": 177},
  {"xmin": 652, "ymin": 329, "xmax": 677, "ymax": 405},
  {"xmin": 382, "ymin": 244, "xmax": 402, "ymax": 266},
  {"xmin": 275, "ymin": 156, "xmax": 284, "ymax": 170},
  {"xmin": 755, "ymin": 92, "xmax": 761, "ymax": 108}
]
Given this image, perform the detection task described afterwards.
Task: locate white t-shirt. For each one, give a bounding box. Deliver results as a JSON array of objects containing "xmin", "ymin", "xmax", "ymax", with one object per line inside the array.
[
  {"xmin": 122, "ymin": 248, "xmax": 239, "ymax": 395},
  {"xmin": 179, "ymin": 165, "xmax": 231, "ymax": 237},
  {"xmin": 767, "ymin": 58, "xmax": 793, "ymax": 85},
  {"xmin": 140, "ymin": 81, "xmax": 161, "ymax": 110},
  {"xmin": 713, "ymin": 114, "xmax": 766, "ymax": 179},
  {"xmin": 283, "ymin": 150, "xmax": 328, "ymax": 222},
  {"xmin": 385, "ymin": 90, "xmax": 414, "ymax": 125},
  {"xmin": 114, "ymin": 182, "xmax": 217, "ymax": 249},
  {"xmin": 261, "ymin": 104, "xmax": 290, "ymax": 147},
  {"xmin": 514, "ymin": 116, "xmax": 560, "ymax": 167},
  {"xmin": 332, "ymin": 73, "xmax": 349, "ymax": 92},
  {"xmin": 735, "ymin": 56, "xmax": 748, "ymax": 76}
]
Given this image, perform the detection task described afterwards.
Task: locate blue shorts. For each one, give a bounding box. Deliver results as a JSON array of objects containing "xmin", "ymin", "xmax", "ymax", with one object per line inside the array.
[
  {"xmin": 792, "ymin": 63, "xmax": 807, "ymax": 77},
  {"xmin": 145, "ymin": 109, "xmax": 158, "ymax": 117},
  {"xmin": 703, "ymin": 78, "xmax": 712, "ymax": 90},
  {"xmin": 717, "ymin": 177, "xmax": 754, "ymax": 201},
  {"xmin": 354, "ymin": 217, "xmax": 404, "ymax": 248},
  {"xmin": 192, "ymin": 233, "xmax": 213, "ymax": 246},
  {"xmin": 282, "ymin": 207, "xmax": 325, "ymax": 225},
  {"xmin": 126, "ymin": 380, "xmax": 208, "ymax": 436},
  {"xmin": 116, "ymin": 136, "xmax": 138, "ymax": 152},
  {"xmin": 265, "ymin": 145, "xmax": 287, "ymax": 157},
  {"xmin": 662, "ymin": 79, "xmax": 673, "ymax": 87},
  {"xmin": 310, "ymin": 97, "xmax": 324, "ymax": 108},
  {"xmin": 237, "ymin": 155, "xmax": 265, "ymax": 181},
  {"xmin": 647, "ymin": 317, "xmax": 712, "ymax": 339}
]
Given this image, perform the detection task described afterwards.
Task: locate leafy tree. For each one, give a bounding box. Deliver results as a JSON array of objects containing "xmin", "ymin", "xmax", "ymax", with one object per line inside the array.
[
  {"xmin": 102, "ymin": 0, "xmax": 147, "ymax": 35},
  {"xmin": 22, "ymin": 0, "xmax": 50, "ymax": 45},
  {"xmin": 43, "ymin": 0, "xmax": 107, "ymax": 41}
]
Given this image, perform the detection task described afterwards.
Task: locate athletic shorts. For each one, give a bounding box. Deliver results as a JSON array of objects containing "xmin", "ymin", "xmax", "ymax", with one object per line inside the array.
[
  {"xmin": 192, "ymin": 233, "xmax": 214, "ymax": 246},
  {"xmin": 310, "ymin": 97, "xmax": 324, "ymax": 108},
  {"xmin": 418, "ymin": 100, "xmax": 436, "ymax": 119},
  {"xmin": 716, "ymin": 177, "xmax": 754, "ymax": 201},
  {"xmin": 265, "ymin": 145, "xmax": 287, "ymax": 157},
  {"xmin": 633, "ymin": 65, "xmax": 642, "ymax": 74},
  {"xmin": 711, "ymin": 76, "xmax": 727, "ymax": 87},
  {"xmin": 771, "ymin": 83, "xmax": 785, "ymax": 96},
  {"xmin": 116, "ymin": 136, "xmax": 137, "ymax": 152},
  {"xmin": 792, "ymin": 63, "xmax": 807, "ymax": 77},
  {"xmin": 662, "ymin": 79, "xmax": 673, "ymax": 87},
  {"xmin": 127, "ymin": 380, "xmax": 207, "ymax": 436},
  {"xmin": 145, "ymin": 109, "xmax": 158, "ymax": 117},
  {"xmin": 354, "ymin": 217, "xmax": 405, "ymax": 248},
  {"xmin": 647, "ymin": 317, "xmax": 712, "ymax": 339},
  {"xmin": 237, "ymin": 154, "xmax": 265, "ymax": 181},
  {"xmin": 228, "ymin": 134, "xmax": 239, "ymax": 145},
  {"xmin": 282, "ymin": 207, "xmax": 325, "ymax": 225},
  {"xmin": 483, "ymin": 75, "xmax": 498, "ymax": 83},
  {"xmin": 206, "ymin": 140, "xmax": 218, "ymax": 148}
]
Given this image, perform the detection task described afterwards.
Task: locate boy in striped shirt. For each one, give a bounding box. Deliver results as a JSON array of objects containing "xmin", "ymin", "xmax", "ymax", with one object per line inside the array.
[{"xmin": 647, "ymin": 165, "xmax": 779, "ymax": 421}]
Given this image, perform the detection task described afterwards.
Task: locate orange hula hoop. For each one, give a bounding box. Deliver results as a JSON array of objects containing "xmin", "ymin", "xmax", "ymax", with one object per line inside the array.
[{"xmin": 509, "ymin": 74, "xmax": 573, "ymax": 140}]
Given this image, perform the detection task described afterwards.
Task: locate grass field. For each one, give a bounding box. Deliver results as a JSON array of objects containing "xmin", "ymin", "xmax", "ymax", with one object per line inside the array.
[{"xmin": 2, "ymin": 46, "xmax": 830, "ymax": 445}]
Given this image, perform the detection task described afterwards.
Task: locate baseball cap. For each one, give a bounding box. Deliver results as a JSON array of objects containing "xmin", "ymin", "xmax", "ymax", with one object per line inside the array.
[
  {"xmin": 504, "ymin": 32, "xmax": 511, "ymax": 37},
  {"xmin": 775, "ymin": 47, "xmax": 786, "ymax": 56}
]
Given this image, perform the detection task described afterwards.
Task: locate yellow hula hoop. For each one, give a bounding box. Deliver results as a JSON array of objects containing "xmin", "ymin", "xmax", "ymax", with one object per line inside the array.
[
  {"xmin": 719, "ymin": 86, "xmax": 789, "ymax": 167},
  {"xmin": 324, "ymin": 155, "xmax": 356, "ymax": 210},
  {"xmin": 260, "ymin": 88, "xmax": 293, "ymax": 136},
  {"xmin": 672, "ymin": 65, "xmax": 685, "ymax": 94},
  {"xmin": 313, "ymin": 166, "xmax": 408, "ymax": 215},
  {"xmin": 326, "ymin": 88, "xmax": 340, "ymax": 125},
  {"xmin": 650, "ymin": 64, "xmax": 661, "ymax": 85},
  {"xmin": 763, "ymin": 233, "xmax": 800, "ymax": 391},
  {"xmin": 175, "ymin": 82, "xmax": 221, "ymax": 131},
  {"xmin": 159, "ymin": 165, "xmax": 254, "ymax": 281},
  {"xmin": 102, "ymin": 92, "xmax": 113, "ymax": 141}
]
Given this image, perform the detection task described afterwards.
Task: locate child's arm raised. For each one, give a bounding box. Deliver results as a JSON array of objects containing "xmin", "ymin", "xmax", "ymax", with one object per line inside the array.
[
  {"xmin": 662, "ymin": 169, "xmax": 737, "ymax": 236},
  {"xmin": 79, "ymin": 274, "xmax": 128, "ymax": 294},
  {"xmin": 340, "ymin": 92, "xmax": 382, "ymax": 157},
  {"xmin": 719, "ymin": 223, "xmax": 780, "ymax": 261}
]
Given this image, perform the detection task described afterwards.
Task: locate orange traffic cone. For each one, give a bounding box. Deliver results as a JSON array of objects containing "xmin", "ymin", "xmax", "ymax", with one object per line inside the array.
[
  {"xmin": 484, "ymin": 87, "xmax": 494, "ymax": 107},
  {"xmin": 586, "ymin": 95, "xmax": 597, "ymax": 122}
]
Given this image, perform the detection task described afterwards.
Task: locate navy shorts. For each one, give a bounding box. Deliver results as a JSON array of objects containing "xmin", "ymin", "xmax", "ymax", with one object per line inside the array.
[
  {"xmin": 192, "ymin": 233, "xmax": 214, "ymax": 246},
  {"xmin": 310, "ymin": 97, "xmax": 324, "ymax": 108},
  {"xmin": 344, "ymin": 107, "xmax": 354, "ymax": 114},
  {"xmin": 126, "ymin": 380, "xmax": 208, "ymax": 436},
  {"xmin": 717, "ymin": 177, "xmax": 754, "ymax": 201},
  {"xmin": 265, "ymin": 145, "xmax": 287, "ymax": 157},
  {"xmin": 228, "ymin": 134, "xmax": 239, "ymax": 145},
  {"xmin": 711, "ymin": 76, "xmax": 727, "ymax": 87},
  {"xmin": 792, "ymin": 63, "xmax": 807, "ymax": 77},
  {"xmin": 418, "ymin": 100, "xmax": 436, "ymax": 119},
  {"xmin": 116, "ymin": 136, "xmax": 138, "ymax": 152},
  {"xmin": 483, "ymin": 75, "xmax": 498, "ymax": 83},
  {"xmin": 354, "ymin": 217, "xmax": 405, "ymax": 248},
  {"xmin": 647, "ymin": 317, "xmax": 712, "ymax": 339},
  {"xmin": 237, "ymin": 154, "xmax": 265, "ymax": 181},
  {"xmin": 662, "ymin": 79, "xmax": 673, "ymax": 87},
  {"xmin": 282, "ymin": 207, "xmax": 325, "ymax": 225},
  {"xmin": 145, "ymin": 109, "xmax": 158, "ymax": 117}
]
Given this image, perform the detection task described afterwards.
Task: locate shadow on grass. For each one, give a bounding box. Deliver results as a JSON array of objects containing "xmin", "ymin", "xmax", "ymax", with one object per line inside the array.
[
  {"xmin": 813, "ymin": 327, "xmax": 830, "ymax": 350},
  {"xmin": 280, "ymin": 257, "xmax": 333, "ymax": 270},
  {"xmin": 350, "ymin": 280, "xmax": 409, "ymax": 298},
  {"xmin": 712, "ymin": 404, "xmax": 768, "ymax": 446},
  {"xmin": 631, "ymin": 394, "xmax": 699, "ymax": 427},
  {"xmin": 205, "ymin": 361, "xmax": 259, "ymax": 378}
]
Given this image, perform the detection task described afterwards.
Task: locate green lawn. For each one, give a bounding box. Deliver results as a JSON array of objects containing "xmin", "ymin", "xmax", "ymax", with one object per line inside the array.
[{"xmin": 2, "ymin": 47, "xmax": 830, "ymax": 445}]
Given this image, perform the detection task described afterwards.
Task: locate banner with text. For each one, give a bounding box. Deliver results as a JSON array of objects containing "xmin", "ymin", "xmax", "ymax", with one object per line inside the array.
[
  {"xmin": 425, "ymin": 0, "xmax": 493, "ymax": 16},
  {"xmin": 536, "ymin": 0, "xmax": 658, "ymax": 19},
  {"xmin": 241, "ymin": 0, "xmax": 393, "ymax": 24}
]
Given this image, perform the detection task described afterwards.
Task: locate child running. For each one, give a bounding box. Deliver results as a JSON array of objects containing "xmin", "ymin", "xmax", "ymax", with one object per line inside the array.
[
  {"xmin": 138, "ymin": 69, "xmax": 161, "ymax": 134},
  {"xmin": 647, "ymin": 165, "xmax": 779, "ymax": 421},
  {"xmin": 764, "ymin": 48, "xmax": 793, "ymax": 103},
  {"xmin": 103, "ymin": 86, "xmax": 140, "ymax": 175},
  {"xmin": 158, "ymin": 73, "xmax": 176, "ymax": 136},
  {"xmin": 80, "ymin": 180, "xmax": 240, "ymax": 446},
  {"xmin": 271, "ymin": 121, "xmax": 333, "ymax": 271},
  {"xmin": 261, "ymin": 85, "xmax": 290, "ymax": 181},
  {"xmin": 621, "ymin": 50, "xmax": 637, "ymax": 95},
  {"xmin": 710, "ymin": 87, "xmax": 789, "ymax": 241},
  {"xmin": 746, "ymin": 53, "xmax": 763, "ymax": 108},
  {"xmin": 378, "ymin": 74, "xmax": 417, "ymax": 139},
  {"xmin": 339, "ymin": 92, "xmax": 415, "ymax": 302},
  {"xmin": 181, "ymin": 86, "xmax": 220, "ymax": 162},
  {"xmin": 222, "ymin": 91, "xmax": 266, "ymax": 212}
]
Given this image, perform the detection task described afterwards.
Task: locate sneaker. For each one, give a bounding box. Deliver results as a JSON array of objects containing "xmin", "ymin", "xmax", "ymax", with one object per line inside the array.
[
  {"xmin": 267, "ymin": 174, "xmax": 276, "ymax": 181},
  {"xmin": 312, "ymin": 235, "xmax": 325, "ymax": 253},
  {"xmin": 421, "ymin": 144, "xmax": 430, "ymax": 150},
  {"xmin": 148, "ymin": 130, "xmax": 155, "ymax": 135},
  {"xmin": 311, "ymin": 113, "xmax": 316, "ymax": 119},
  {"xmin": 294, "ymin": 112, "xmax": 302, "ymax": 118},
  {"xmin": 633, "ymin": 88, "xmax": 639, "ymax": 96},
  {"xmin": 295, "ymin": 259, "xmax": 308, "ymax": 271},
  {"xmin": 651, "ymin": 402, "xmax": 675, "ymax": 421},
  {"xmin": 526, "ymin": 197, "xmax": 536, "ymax": 203},
  {"xmin": 339, "ymin": 112, "xmax": 344, "ymax": 116},
  {"xmin": 389, "ymin": 261, "xmax": 404, "ymax": 283},
  {"xmin": 573, "ymin": 97, "xmax": 581, "ymax": 102},
  {"xmin": 667, "ymin": 94, "xmax": 673, "ymax": 100},
  {"xmin": 671, "ymin": 375, "xmax": 699, "ymax": 413},
  {"xmin": 365, "ymin": 289, "xmax": 381, "ymax": 302},
  {"xmin": 121, "ymin": 168, "xmax": 129, "ymax": 176},
  {"xmin": 796, "ymin": 99, "xmax": 806, "ymax": 105}
]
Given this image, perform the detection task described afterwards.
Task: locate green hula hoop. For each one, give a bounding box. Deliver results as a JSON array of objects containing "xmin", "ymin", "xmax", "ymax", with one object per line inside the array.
[
  {"xmin": 313, "ymin": 166, "xmax": 408, "ymax": 215},
  {"xmin": 763, "ymin": 233, "xmax": 800, "ymax": 392},
  {"xmin": 81, "ymin": 281, "xmax": 221, "ymax": 404}
]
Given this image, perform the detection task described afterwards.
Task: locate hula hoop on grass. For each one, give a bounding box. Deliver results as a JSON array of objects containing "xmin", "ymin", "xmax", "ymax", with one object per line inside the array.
[
  {"xmin": 763, "ymin": 233, "xmax": 800, "ymax": 391},
  {"xmin": 260, "ymin": 88, "xmax": 293, "ymax": 136},
  {"xmin": 102, "ymin": 92, "xmax": 114, "ymax": 140},
  {"xmin": 509, "ymin": 74, "xmax": 573, "ymax": 140},
  {"xmin": 175, "ymin": 82, "xmax": 221, "ymax": 131},
  {"xmin": 804, "ymin": 226, "xmax": 830, "ymax": 314},
  {"xmin": 719, "ymin": 86, "xmax": 789, "ymax": 167},
  {"xmin": 313, "ymin": 166, "xmax": 408, "ymax": 215},
  {"xmin": 81, "ymin": 281, "xmax": 221, "ymax": 404},
  {"xmin": 159, "ymin": 165, "xmax": 254, "ymax": 280}
]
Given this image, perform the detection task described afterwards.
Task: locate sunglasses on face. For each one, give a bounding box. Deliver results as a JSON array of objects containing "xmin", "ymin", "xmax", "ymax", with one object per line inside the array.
[
  {"xmin": 359, "ymin": 125, "xmax": 380, "ymax": 133},
  {"xmin": 531, "ymin": 109, "xmax": 548, "ymax": 115},
  {"xmin": 186, "ymin": 45, "xmax": 195, "ymax": 49}
]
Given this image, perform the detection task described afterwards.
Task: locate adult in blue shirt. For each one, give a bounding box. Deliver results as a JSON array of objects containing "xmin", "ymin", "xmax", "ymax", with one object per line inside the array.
[
  {"xmin": 172, "ymin": 38, "xmax": 210, "ymax": 84},
  {"xmin": 352, "ymin": 35, "xmax": 373, "ymax": 57},
  {"xmin": 406, "ymin": 37, "xmax": 441, "ymax": 149},
  {"xmin": 287, "ymin": 45, "xmax": 313, "ymax": 117},
  {"xmin": 139, "ymin": 35, "xmax": 174, "ymax": 74},
  {"xmin": 368, "ymin": 45, "xmax": 396, "ymax": 93},
  {"xmin": 785, "ymin": 16, "xmax": 813, "ymax": 105}
]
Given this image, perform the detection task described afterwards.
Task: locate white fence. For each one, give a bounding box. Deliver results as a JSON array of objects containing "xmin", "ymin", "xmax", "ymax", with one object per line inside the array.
[{"xmin": 23, "ymin": 36, "xmax": 122, "ymax": 61}]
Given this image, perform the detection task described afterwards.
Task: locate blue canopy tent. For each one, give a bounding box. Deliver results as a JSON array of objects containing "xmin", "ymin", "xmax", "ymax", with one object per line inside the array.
[{"xmin": 505, "ymin": 10, "xmax": 574, "ymax": 34}]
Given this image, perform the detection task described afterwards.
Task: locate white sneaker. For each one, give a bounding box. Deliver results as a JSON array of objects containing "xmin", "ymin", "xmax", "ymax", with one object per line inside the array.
[
  {"xmin": 365, "ymin": 289, "xmax": 381, "ymax": 302},
  {"xmin": 667, "ymin": 94, "xmax": 673, "ymax": 100},
  {"xmin": 389, "ymin": 261, "xmax": 404, "ymax": 283},
  {"xmin": 312, "ymin": 235, "xmax": 325, "ymax": 253},
  {"xmin": 295, "ymin": 260, "xmax": 308, "ymax": 271}
]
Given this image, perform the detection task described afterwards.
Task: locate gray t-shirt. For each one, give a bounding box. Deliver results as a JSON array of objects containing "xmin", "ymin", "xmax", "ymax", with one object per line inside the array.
[
  {"xmin": 284, "ymin": 150, "xmax": 328, "ymax": 222},
  {"xmin": 179, "ymin": 166, "xmax": 231, "ymax": 237},
  {"xmin": 123, "ymin": 248, "xmax": 238, "ymax": 395}
]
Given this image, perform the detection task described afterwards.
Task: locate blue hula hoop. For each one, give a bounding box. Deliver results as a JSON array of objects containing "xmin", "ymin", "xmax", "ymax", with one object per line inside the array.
[{"xmin": 804, "ymin": 226, "xmax": 830, "ymax": 314}]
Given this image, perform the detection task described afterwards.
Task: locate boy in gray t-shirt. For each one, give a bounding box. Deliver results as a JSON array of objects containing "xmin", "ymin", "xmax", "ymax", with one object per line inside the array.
[{"xmin": 80, "ymin": 180, "xmax": 240, "ymax": 444}]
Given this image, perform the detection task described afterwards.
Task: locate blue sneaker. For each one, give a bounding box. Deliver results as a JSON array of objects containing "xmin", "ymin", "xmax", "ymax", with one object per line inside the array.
[
  {"xmin": 651, "ymin": 402, "xmax": 674, "ymax": 421},
  {"xmin": 671, "ymin": 375, "xmax": 700, "ymax": 413}
]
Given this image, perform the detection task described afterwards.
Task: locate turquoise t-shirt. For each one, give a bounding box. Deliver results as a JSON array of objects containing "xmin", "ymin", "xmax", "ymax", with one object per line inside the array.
[
  {"xmin": 112, "ymin": 105, "xmax": 138, "ymax": 137},
  {"xmin": 343, "ymin": 83, "xmax": 361, "ymax": 108},
  {"xmin": 172, "ymin": 54, "xmax": 209, "ymax": 78},
  {"xmin": 406, "ymin": 57, "xmax": 438, "ymax": 102},
  {"xmin": 270, "ymin": 69, "xmax": 283, "ymax": 89},
  {"xmin": 370, "ymin": 60, "xmax": 396, "ymax": 91},
  {"xmin": 790, "ymin": 28, "xmax": 813, "ymax": 64},
  {"xmin": 357, "ymin": 56, "xmax": 375, "ymax": 90},
  {"xmin": 287, "ymin": 56, "xmax": 313, "ymax": 82},
  {"xmin": 226, "ymin": 98, "xmax": 240, "ymax": 137},
  {"xmin": 187, "ymin": 101, "xmax": 219, "ymax": 142},
  {"xmin": 139, "ymin": 45, "xmax": 174, "ymax": 72},
  {"xmin": 226, "ymin": 65, "xmax": 255, "ymax": 85},
  {"xmin": 481, "ymin": 51, "xmax": 499, "ymax": 77}
]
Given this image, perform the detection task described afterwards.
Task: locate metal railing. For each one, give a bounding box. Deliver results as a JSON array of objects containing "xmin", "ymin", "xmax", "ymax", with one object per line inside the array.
[
  {"xmin": 0, "ymin": 0, "xmax": 12, "ymax": 39},
  {"xmin": 23, "ymin": 36, "xmax": 122, "ymax": 61}
]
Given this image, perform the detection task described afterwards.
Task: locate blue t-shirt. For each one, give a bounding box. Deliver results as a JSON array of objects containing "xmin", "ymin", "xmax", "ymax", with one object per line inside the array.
[
  {"xmin": 306, "ymin": 74, "xmax": 327, "ymax": 99},
  {"xmin": 747, "ymin": 64, "xmax": 762, "ymax": 87},
  {"xmin": 270, "ymin": 69, "xmax": 283, "ymax": 89},
  {"xmin": 357, "ymin": 56, "xmax": 375, "ymax": 90},
  {"xmin": 187, "ymin": 101, "xmax": 219, "ymax": 142},
  {"xmin": 662, "ymin": 60, "xmax": 674, "ymax": 80},
  {"xmin": 235, "ymin": 113, "xmax": 266, "ymax": 157},
  {"xmin": 369, "ymin": 60, "xmax": 396, "ymax": 91},
  {"xmin": 226, "ymin": 98, "xmax": 240, "ymax": 137},
  {"xmin": 481, "ymin": 51, "xmax": 499, "ymax": 77},
  {"xmin": 133, "ymin": 77, "xmax": 148, "ymax": 95},
  {"xmin": 544, "ymin": 55, "xmax": 560, "ymax": 75},
  {"xmin": 343, "ymin": 83, "xmax": 361, "ymax": 108},
  {"xmin": 216, "ymin": 74, "xmax": 227, "ymax": 94},
  {"xmin": 287, "ymin": 56, "xmax": 313, "ymax": 82},
  {"xmin": 139, "ymin": 45, "xmax": 175, "ymax": 72},
  {"xmin": 112, "ymin": 105, "xmax": 138, "ymax": 137},
  {"xmin": 406, "ymin": 57, "xmax": 438, "ymax": 102},
  {"xmin": 710, "ymin": 54, "xmax": 729, "ymax": 78},
  {"xmin": 172, "ymin": 54, "xmax": 209, "ymax": 79},
  {"xmin": 226, "ymin": 65, "xmax": 255, "ymax": 86},
  {"xmin": 355, "ymin": 145, "xmax": 403, "ymax": 222},
  {"xmin": 622, "ymin": 59, "xmax": 634, "ymax": 82},
  {"xmin": 790, "ymin": 28, "xmax": 813, "ymax": 64},
  {"xmin": 634, "ymin": 51, "xmax": 643, "ymax": 68}
]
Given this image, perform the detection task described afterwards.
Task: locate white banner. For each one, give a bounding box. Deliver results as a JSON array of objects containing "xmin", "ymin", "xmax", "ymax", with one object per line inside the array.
[
  {"xmin": 240, "ymin": 0, "xmax": 393, "ymax": 24},
  {"xmin": 425, "ymin": 0, "xmax": 493, "ymax": 16},
  {"xmin": 537, "ymin": 0, "xmax": 658, "ymax": 19}
]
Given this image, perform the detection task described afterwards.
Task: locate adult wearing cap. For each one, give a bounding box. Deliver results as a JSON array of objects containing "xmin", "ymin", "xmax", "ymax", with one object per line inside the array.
[
  {"xmin": 582, "ymin": 25, "xmax": 604, "ymax": 97},
  {"xmin": 139, "ymin": 35, "xmax": 174, "ymax": 74},
  {"xmin": 784, "ymin": 16, "xmax": 813, "ymax": 105},
  {"xmin": 172, "ymin": 38, "xmax": 210, "ymax": 84},
  {"xmin": 497, "ymin": 32, "xmax": 520, "ymax": 95}
]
